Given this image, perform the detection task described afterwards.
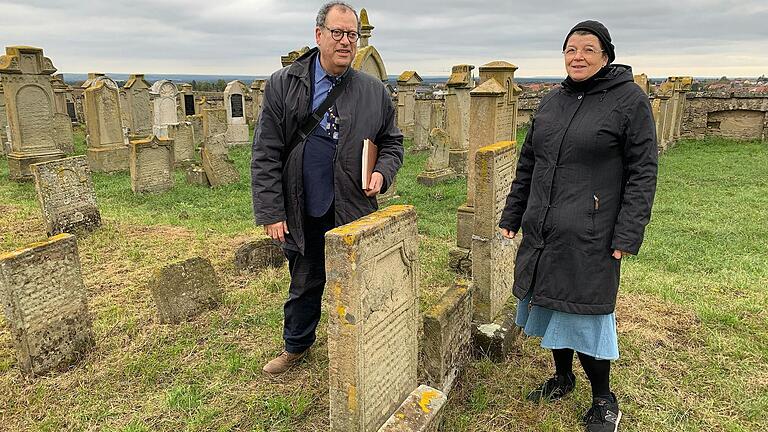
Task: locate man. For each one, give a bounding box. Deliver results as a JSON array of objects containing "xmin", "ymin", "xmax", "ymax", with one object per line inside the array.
[{"xmin": 251, "ymin": 1, "xmax": 404, "ymax": 375}]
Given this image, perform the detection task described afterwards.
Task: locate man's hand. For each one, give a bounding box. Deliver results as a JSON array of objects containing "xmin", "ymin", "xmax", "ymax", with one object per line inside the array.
[
  {"xmin": 365, "ymin": 172, "xmax": 384, "ymax": 197},
  {"xmin": 265, "ymin": 221, "xmax": 289, "ymax": 243},
  {"xmin": 612, "ymin": 249, "xmax": 631, "ymax": 260},
  {"xmin": 500, "ymin": 228, "xmax": 517, "ymax": 239}
]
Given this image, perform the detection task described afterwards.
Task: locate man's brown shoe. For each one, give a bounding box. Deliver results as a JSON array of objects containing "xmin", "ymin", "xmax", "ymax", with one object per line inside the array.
[{"xmin": 262, "ymin": 350, "xmax": 308, "ymax": 375}]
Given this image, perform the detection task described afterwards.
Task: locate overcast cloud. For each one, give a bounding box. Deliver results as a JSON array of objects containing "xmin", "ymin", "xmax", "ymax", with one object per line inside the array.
[{"xmin": 1, "ymin": 0, "xmax": 766, "ymax": 78}]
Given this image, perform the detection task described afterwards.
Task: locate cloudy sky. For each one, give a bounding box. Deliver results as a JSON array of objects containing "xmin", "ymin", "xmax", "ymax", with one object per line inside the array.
[{"xmin": 1, "ymin": 0, "xmax": 766, "ymax": 78}]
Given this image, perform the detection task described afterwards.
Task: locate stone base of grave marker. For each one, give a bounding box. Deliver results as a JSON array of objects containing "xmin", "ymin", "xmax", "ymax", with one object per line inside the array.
[
  {"xmin": 233, "ymin": 237, "xmax": 285, "ymax": 273},
  {"xmin": 149, "ymin": 257, "xmax": 222, "ymax": 324},
  {"xmin": 416, "ymin": 168, "xmax": 456, "ymax": 186},
  {"xmin": 455, "ymin": 205, "xmax": 474, "ymax": 250},
  {"xmin": 0, "ymin": 234, "xmax": 95, "ymax": 375},
  {"xmin": 185, "ymin": 165, "xmax": 210, "ymax": 187},
  {"xmin": 448, "ymin": 150, "xmax": 468, "ymax": 176},
  {"xmin": 447, "ymin": 246, "xmax": 472, "ymax": 275},
  {"xmin": 7, "ymin": 150, "xmax": 66, "ymax": 181},
  {"xmin": 87, "ymin": 145, "xmax": 128, "ymax": 173},
  {"xmin": 471, "ymin": 303, "xmax": 522, "ymax": 363},
  {"xmin": 421, "ymin": 280, "xmax": 472, "ymax": 393},
  {"xmin": 225, "ymin": 124, "xmax": 249, "ymax": 147},
  {"xmin": 376, "ymin": 385, "xmax": 447, "ymax": 432}
]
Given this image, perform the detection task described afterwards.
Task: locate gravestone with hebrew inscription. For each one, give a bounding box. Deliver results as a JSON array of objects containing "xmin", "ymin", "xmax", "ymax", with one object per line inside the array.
[
  {"xmin": 129, "ymin": 135, "xmax": 174, "ymax": 193},
  {"xmin": 149, "ymin": 257, "xmax": 222, "ymax": 324},
  {"xmin": 417, "ymin": 128, "xmax": 456, "ymax": 186},
  {"xmin": 0, "ymin": 46, "xmax": 65, "ymax": 180},
  {"xmin": 84, "ymin": 76, "xmax": 129, "ymax": 173},
  {"xmin": 224, "ymin": 80, "xmax": 250, "ymax": 146},
  {"xmin": 180, "ymin": 83, "xmax": 196, "ymax": 116},
  {"xmin": 0, "ymin": 233, "xmax": 95, "ymax": 375},
  {"xmin": 124, "ymin": 74, "xmax": 152, "ymax": 137},
  {"xmin": 150, "ymin": 80, "xmax": 179, "ymax": 138},
  {"xmin": 168, "ymin": 121, "xmax": 195, "ymax": 165},
  {"xmin": 202, "ymin": 136, "xmax": 240, "ymax": 187},
  {"xmin": 326, "ymin": 205, "xmax": 419, "ymax": 432},
  {"xmin": 31, "ymin": 156, "xmax": 100, "ymax": 236},
  {"xmin": 471, "ymin": 141, "xmax": 520, "ymax": 322}
]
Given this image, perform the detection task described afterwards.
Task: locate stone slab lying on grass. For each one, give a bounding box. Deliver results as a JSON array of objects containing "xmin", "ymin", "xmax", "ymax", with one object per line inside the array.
[
  {"xmin": 376, "ymin": 385, "xmax": 447, "ymax": 432},
  {"xmin": 234, "ymin": 237, "xmax": 285, "ymax": 273},
  {"xmin": 149, "ymin": 257, "xmax": 222, "ymax": 324},
  {"xmin": 0, "ymin": 233, "xmax": 95, "ymax": 376}
]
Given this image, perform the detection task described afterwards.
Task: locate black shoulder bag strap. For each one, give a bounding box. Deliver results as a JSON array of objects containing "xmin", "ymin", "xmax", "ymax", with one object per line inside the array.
[{"xmin": 281, "ymin": 76, "xmax": 349, "ymax": 163}]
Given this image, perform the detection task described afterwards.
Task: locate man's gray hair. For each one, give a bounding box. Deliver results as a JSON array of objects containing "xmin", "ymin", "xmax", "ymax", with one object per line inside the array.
[{"xmin": 316, "ymin": 1, "xmax": 361, "ymax": 33}]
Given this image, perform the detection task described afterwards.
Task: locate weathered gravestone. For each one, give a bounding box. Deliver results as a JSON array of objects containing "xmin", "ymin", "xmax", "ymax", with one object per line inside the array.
[
  {"xmin": 417, "ymin": 128, "xmax": 456, "ymax": 186},
  {"xmin": 396, "ymin": 71, "xmax": 422, "ymax": 139},
  {"xmin": 202, "ymin": 107, "xmax": 227, "ymax": 140},
  {"xmin": 445, "ymin": 64, "xmax": 474, "ymax": 176},
  {"xmin": 0, "ymin": 46, "xmax": 66, "ymax": 180},
  {"xmin": 188, "ymin": 113, "xmax": 204, "ymax": 148},
  {"xmin": 202, "ymin": 135, "xmax": 240, "ymax": 187},
  {"xmin": 224, "ymin": 80, "xmax": 250, "ymax": 146},
  {"xmin": 0, "ymin": 83, "xmax": 7, "ymax": 153},
  {"xmin": 84, "ymin": 76, "xmax": 129, "ymax": 173},
  {"xmin": 233, "ymin": 237, "xmax": 286, "ymax": 273},
  {"xmin": 326, "ymin": 205, "xmax": 419, "ymax": 432},
  {"xmin": 376, "ymin": 385, "xmax": 447, "ymax": 432},
  {"xmin": 123, "ymin": 74, "xmax": 153, "ymax": 137},
  {"xmin": 421, "ymin": 279, "xmax": 472, "ymax": 393},
  {"xmin": 0, "ymin": 234, "xmax": 95, "ymax": 375},
  {"xmin": 50, "ymin": 74, "xmax": 74, "ymax": 154},
  {"xmin": 31, "ymin": 156, "xmax": 101, "ymax": 236},
  {"xmin": 167, "ymin": 121, "xmax": 195, "ymax": 165},
  {"xmin": 185, "ymin": 165, "xmax": 209, "ymax": 187},
  {"xmin": 411, "ymin": 95, "xmax": 432, "ymax": 152},
  {"xmin": 471, "ymin": 141, "xmax": 520, "ymax": 322},
  {"xmin": 430, "ymin": 97, "xmax": 445, "ymax": 132},
  {"xmin": 250, "ymin": 79, "xmax": 266, "ymax": 125},
  {"xmin": 150, "ymin": 79, "xmax": 179, "ymax": 138},
  {"xmin": 129, "ymin": 135, "xmax": 174, "ymax": 193},
  {"xmin": 180, "ymin": 83, "xmax": 196, "ymax": 116},
  {"xmin": 149, "ymin": 257, "xmax": 222, "ymax": 324}
]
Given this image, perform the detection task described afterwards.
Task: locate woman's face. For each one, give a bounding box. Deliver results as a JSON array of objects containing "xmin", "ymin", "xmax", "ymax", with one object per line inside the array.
[{"xmin": 564, "ymin": 33, "xmax": 609, "ymax": 82}]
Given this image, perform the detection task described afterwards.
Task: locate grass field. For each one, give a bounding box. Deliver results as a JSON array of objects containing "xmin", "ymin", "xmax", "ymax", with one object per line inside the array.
[{"xmin": 0, "ymin": 126, "xmax": 766, "ymax": 431}]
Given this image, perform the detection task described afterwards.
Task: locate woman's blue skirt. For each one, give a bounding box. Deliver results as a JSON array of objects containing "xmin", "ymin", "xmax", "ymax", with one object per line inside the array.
[{"xmin": 515, "ymin": 292, "xmax": 619, "ymax": 361}]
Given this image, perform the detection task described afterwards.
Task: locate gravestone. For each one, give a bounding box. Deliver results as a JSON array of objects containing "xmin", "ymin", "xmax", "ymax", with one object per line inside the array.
[
  {"xmin": 50, "ymin": 74, "xmax": 74, "ymax": 153},
  {"xmin": 224, "ymin": 80, "xmax": 250, "ymax": 146},
  {"xmin": 250, "ymin": 79, "xmax": 266, "ymax": 125},
  {"xmin": 149, "ymin": 257, "xmax": 222, "ymax": 324},
  {"xmin": 84, "ymin": 76, "xmax": 129, "ymax": 172},
  {"xmin": 80, "ymin": 72, "xmax": 105, "ymax": 89},
  {"xmin": 66, "ymin": 100, "xmax": 77, "ymax": 122},
  {"xmin": 0, "ymin": 83, "xmax": 7, "ymax": 150},
  {"xmin": 185, "ymin": 165, "xmax": 209, "ymax": 187},
  {"xmin": 471, "ymin": 141, "xmax": 520, "ymax": 322},
  {"xmin": 411, "ymin": 95, "xmax": 432, "ymax": 152},
  {"xmin": 422, "ymin": 279, "xmax": 472, "ymax": 393},
  {"xmin": 129, "ymin": 135, "xmax": 174, "ymax": 193},
  {"xmin": 202, "ymin": 108, "xmax": 227, "ymax": 140},
  {"xmin": 352, "ymin": 9, "xmax": 389, "ymax": 83},
  {"xmin": 31, "ymin": 156, "xmax": 101, "ymax": 236},
  {"xmin": 430, "ymin": 96, "xmax": 446, "ymax": 131},
  {"xmin": 187, "ymin": 113, "xmax": 203, "ymax": 148},
  {"xmin": 0, "ymin": 233, "xmax": 95, "ymax": 375},
  {"xmin": 633, "ymin": 73, "xmax": 650, "ymax": 95},
  {"xmin": 280, "ymin": 46, "xmax": 310, "ymax": 67},
  {"xmin": 417, "ymin": 128, "xmax": 456, "ymax": 186},
  {"xmin": 445, "ymin": 64, "xmax": 474, "ymax": 175},
  {"xmin": 150, "ymin": 79, "xmax": 179, "ymax": 137},
  {"xmin": 201, "ymin": 137, "xmax": 240, "ymax": 187},
  {"xmin": 167, "ymin": 121, "xmax": 195, "ymax": 165},
  {"xmin": 123, "ymin": 74, "xmax": 153, "ymax": 137},
  {"xmin": 233, "ymin": 237, "xmax": 286, "ymax": 273},
  {"xmin": 180, "ymin": 83, "xmax": 196, "ymax": 116},
  {"xmin": 376, "ymin": 385, "xmax": 447, "ymax": 432},
  {"xmin": 326, "ymin": 205, "xmax": 419, "ymax": 432},
  {"xmin": 0, "ymin": 46, "xmax": 65, "ymax": 180},
  {"xmin": 396, "ymin": 71, "xmax": 422, "ymax": 139}
]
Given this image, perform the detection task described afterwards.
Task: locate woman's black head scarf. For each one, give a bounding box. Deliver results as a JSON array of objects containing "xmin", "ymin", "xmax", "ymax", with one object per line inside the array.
[{"xmin": 563, "ymin": 20, "xmax": 616, "ymax": 64}]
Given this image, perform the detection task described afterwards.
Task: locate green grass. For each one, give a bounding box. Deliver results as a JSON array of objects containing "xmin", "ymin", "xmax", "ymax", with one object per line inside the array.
[{"xmin": 0, "ymin": 128, "xmax": 766, "ymax": 431}]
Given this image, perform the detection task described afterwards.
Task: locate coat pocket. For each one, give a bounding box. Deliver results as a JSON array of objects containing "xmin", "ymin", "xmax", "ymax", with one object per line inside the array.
[{"xmin": 588, "ymin": 193, "xmax": 599, "ymax": 236}]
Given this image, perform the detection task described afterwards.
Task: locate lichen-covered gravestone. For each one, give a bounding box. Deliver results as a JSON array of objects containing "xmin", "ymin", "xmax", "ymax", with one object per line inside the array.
[
  {"xmin": 129, "ymin": 135, "xmax": 174, "ymax": 193},
  {"xmin": 31, "ymin": 156, "xmax": 101, "ymax": 236},
  {"xmin": 233, "ymin": 237, "xmax": 286, "ymax": 273},
  {"xmin": 202, "ymin": 137, "xmax": 240, "ymax": 187},
  {"xmin": 376, "ymin": 385, "xmax": 447, "ymax": 432},
  {"xmin": 325, "ymin": 205, "xmax": 420, "ymax": 432},
  {"xmin": 149, "ymin": 257, "xmax": 222, "ymax": 324},
  {"xmin": 0, "ymin": 234, "xmax": 95, "ymax": 375},
  {"xmin": 167, "ymin": 121, "xmax": 195, "ymax": 165}
]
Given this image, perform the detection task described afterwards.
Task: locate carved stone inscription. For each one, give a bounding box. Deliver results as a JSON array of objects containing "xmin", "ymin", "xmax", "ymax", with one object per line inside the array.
[
  {"xmin": 130, "ymin": 137, "xmax": 174, "ymax": 193},
  {"xmin": 184, "ymin": 94, "xmax": 195, "ymax": 116},
  {"xmin": 31, "ymin": 156, "xmax": 101, "ymax": 236},
  {"xmin": 230, "ymin": 94, "xmax": 244, "ymax": 118}
]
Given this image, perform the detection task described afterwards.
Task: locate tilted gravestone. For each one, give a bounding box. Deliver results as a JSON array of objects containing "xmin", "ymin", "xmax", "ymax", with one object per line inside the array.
[
  {"xmin": 149, "ymin": 257, "xmax": 222, "ymax": 324},
  {"xmin": 325, "ymin": 205, "xmax": 419, "ymax": 432},
  {"xmin": 129, "ymin": 135, "xmax": 174, "ymax": 193},
  {"xmin": 202, "ymin": 136, "xmax": 240, "ymax": 187},
  {"xmin": 471, "ymin": 141, "xmax": 520, "ymax": 322},
  {"xmin": 0, "ymin": 234, "xmax": 95, "ymax": 375},
  {"xmin": 31, "ymin": 156, "xmax": 101, "ymax": 236},
  {"xmin": 0, "ymin": 46, "xmax": 65, "ymax": 180}
]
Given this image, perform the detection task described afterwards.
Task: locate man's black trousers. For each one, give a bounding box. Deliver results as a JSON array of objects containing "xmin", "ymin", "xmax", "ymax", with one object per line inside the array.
[{"xmin": 282, "ymin": 207, "xmax": 335, "ymax": 354}]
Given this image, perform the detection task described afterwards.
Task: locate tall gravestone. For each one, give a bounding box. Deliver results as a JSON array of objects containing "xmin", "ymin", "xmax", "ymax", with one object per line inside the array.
[
  {"xmin": 351, "ymin": 9, "xmax": 389, "ymax": 83},
  {"xmin": 31, "ymin": 156, "xmax": 101, "ymax": 236},
  {"xmin": 202, "ymin": 107, "xmax": 228, "ymax": 141},
  {"xmin": 180, "ymin": 83, "xmax": 196, "ymax": 116},
  {"xmin": 167, "ymin": 121, "xmax": 195, "ymax": 165},
  {"xmin": 84, "ymin": 76, "xmax": 128, "ymax": 172},
  {"xmin": 417, "ymin": 128, "xmax": 455, "ymax": 186},
  {"xmin": 0, "ymin": 83, "xmax": 7, "ymax": 154},
  {"xmin": 50, "ymin": 74, "xmax": 74, "ymax": 154},
  {"xmin": 224, "ymin": 80, "xmax": 250, "ymax": 146},
  {"xmin": 471, "ymin": 141, "xmax": 520, "ymax": 322},
  {"xmin": 325, "ymin": 205, "xmax": 419, "ymax": 432},
  {"xmin": 430, "ymin": 95, "xmax": 446, "ymax": 131},
  {"xmin": 123, "ymin": 74, "xmax": 152, "ymax": 138},
  {"xmin": 0, "ymin": 46, "xmax": 65, "ymax": 180},
  {"xmin": 412, "ymin": 95, "xmax": 432, "ymax": 152},
  {"xmin": 0, "ymin": 233, "xmax": 95, "ymax": 376},
  {"xmin": 633, "ymin": 73, "xmax": 650, "ymax": 95},
  {"xmin": 150, "ymin": 79, "xmax": 179, "ymax": 138},
  {"xmin": 250, "ymin": 79, "xmax": 266, "ymax": 125},
  {"xmin": 129, "ymin": 135, "xmax": 174, "ymax": 193},
  {"xmin": 396, "ymin": 71, "xmax": 422, "ymax": 139},
  {"xmin": 445, "ymin": 64, "xmax": 474, "ymax": 176}
]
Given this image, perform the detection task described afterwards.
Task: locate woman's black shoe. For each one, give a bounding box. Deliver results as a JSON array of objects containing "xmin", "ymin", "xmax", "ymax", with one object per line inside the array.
[{"xmin": 526, "ymin": 372, "xmax": 576, "ymax": 402}]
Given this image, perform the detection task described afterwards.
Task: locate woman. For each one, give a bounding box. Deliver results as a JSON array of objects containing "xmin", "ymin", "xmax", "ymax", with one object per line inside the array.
[{"xmin": 499, "ymin": 20, "xmax": 657, "ymax": 432}]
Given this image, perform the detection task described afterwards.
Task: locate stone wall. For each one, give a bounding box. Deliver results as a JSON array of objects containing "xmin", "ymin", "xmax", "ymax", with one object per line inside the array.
[{"xmin": 681, "ymin": 92, "xmax": 768, "ymax": 141}]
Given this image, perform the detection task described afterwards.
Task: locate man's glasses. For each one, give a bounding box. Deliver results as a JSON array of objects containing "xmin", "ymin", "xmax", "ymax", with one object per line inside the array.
[
  {"xmin": 323, "ymin": 26, "xmax": 359, "ymax": 43},
  {"xmin": 563, "ymin": 47, "xmax": 604, "ymax": 57}
]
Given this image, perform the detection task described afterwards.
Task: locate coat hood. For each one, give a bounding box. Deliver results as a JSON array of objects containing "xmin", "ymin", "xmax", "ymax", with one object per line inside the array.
[{"xmin": 563, "ymin": 64, "xmax": 634, "ymax": 95}]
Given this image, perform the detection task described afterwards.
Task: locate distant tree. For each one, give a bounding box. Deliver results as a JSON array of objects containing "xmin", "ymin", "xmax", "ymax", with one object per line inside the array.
[
  {"xmin": 717, "ymin": 76, "xmax": 730, "ymax": 83},
  {"xmin": 215, "ymin": 79, "xmax": 227, "ymax": 92},
  {"xmin": 191, "ymin": 79, "xmax": 198, "ymax": 90}
]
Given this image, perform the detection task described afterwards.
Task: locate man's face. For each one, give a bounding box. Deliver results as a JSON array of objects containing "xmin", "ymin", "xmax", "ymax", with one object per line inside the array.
[{"xmin": 315, "ymin": 6, "xmax": 358, "ymax": 75}]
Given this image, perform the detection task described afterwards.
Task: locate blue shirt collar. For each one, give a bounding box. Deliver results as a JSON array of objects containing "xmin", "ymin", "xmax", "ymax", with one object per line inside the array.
[{"xmin": 314, "ymin": 54, "xmax": 345, "ymax": 86}]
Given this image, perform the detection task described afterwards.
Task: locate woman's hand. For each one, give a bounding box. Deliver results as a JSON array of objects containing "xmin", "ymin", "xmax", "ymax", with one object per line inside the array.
[
  {"xmin": 612, "ymin": 249, "xmax": 630, "ymax": 260},
  {"xmin": 500, "ymin": 228, "xmax": 517, "ymax": 239}
]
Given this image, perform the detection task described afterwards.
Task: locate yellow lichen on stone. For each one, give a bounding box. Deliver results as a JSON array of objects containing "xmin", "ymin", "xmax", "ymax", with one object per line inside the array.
[
  {"xmin": 337, "ymin": 305, "xmax": 346, "ymax": 319},
  {"xmin": 0, "ymin": 233, "xmax": 73, "ymax": 261},
  {"xmin": 418, "ymin": 389, "xmax": 440, "ymax": 413},
  {"xmin": 347, "ymin": 385, "xmax": 358, "ymax": 412}
]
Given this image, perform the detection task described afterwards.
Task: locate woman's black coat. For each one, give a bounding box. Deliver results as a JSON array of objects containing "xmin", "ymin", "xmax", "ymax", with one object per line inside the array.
[{"xmin": 499, "ymin": 64, "xmax": 658, "ymax": 315}]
